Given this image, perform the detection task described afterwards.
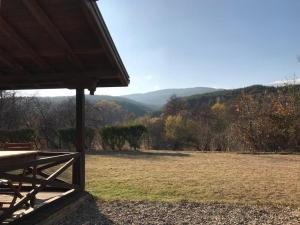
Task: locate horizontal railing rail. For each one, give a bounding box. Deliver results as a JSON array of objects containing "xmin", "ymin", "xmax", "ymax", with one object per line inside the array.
[
  {"xmin": 0, "ymin": 152, "xmax": 80, "ymax": 172},
  {"xmin": 0, "ymin": 151, "xmax": 81, "ymax": 223}
]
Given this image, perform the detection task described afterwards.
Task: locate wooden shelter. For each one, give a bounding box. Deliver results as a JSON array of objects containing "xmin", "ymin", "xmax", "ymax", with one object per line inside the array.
[{"xmin": 0, "ymin": 0, "xmax": 129, "ymax": 223}]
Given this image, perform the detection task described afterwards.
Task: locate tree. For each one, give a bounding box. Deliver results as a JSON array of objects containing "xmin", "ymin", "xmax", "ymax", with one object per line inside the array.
[
  {"xmin": 164, "ymin": 95, "xmax": 187, "ymax": 116},
  {"xmin": 165, "ymin": 114, "xmax": 193, "ymax": 149},
  {"xmin": 137, "ymin": 116, "xmax": 166, "ymax": 149},
  {"xmin": 210, "ymin": 102, "xmax": 230, "ymax": 151},
  {"xmin": 233, "ymin": 85, "xmax": 300, "ymax": 152},
  {"xmin": 94, "ymin": 100, "xmax": 130, "ymax": 126}
]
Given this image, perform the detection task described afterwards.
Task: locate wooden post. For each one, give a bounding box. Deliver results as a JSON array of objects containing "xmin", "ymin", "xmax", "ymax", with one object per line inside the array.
[{"xmin": 73, "ymin": 88, "xmax": 85, "ymax": 190}]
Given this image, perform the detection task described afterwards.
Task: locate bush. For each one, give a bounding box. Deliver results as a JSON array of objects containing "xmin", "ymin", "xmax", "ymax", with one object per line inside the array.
[
  {"xmin": 58, "ymin": 127, "xmax": 95, "ymax": 150},
  {"xmin": 0, "ymin": 130, "xmax": 10, "ymax": 143},
  {"xmin": 125, "ymin": 125, "xmax": 147, "ymax": 150},
  {"xmin": 0, "ymin": 129, "xmax": 36, "ymax": 143},
  {"xmin": 100, "ymin": 125, "xmax": 147, "ymax": 151},
  {"xmin": 58, "ymin": 128, "xmax": 76, "ymax": 149},
  {"xmin": 100, "ymin": 126, "xmax": 126, "ymax": 150}
]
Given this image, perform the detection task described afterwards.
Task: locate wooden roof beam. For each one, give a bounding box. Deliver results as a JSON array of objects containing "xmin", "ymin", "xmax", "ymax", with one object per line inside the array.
[
  {"xmin": 0, "ymin": 48, "xmax": 26, "ymax": 72},
  {"xmin": 0, "ymin": 69, "xmax": 119, "ymax": 82},
  {"xmin": 22, "ymin": 0, "xmax": 84, "ymax": 70},
  {"xmin": 38, "ymin": 48, "xmax": 105, "ymax": 57},
  {"xmin": 0, "ymin": 16, "xmax": 50, "ymax": 70}
]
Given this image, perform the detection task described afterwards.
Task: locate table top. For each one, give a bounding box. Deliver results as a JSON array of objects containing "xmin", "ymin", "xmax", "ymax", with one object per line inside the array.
[{"xmin": 0, "ymin": 151, "xmax": 38, "ymax": 160}]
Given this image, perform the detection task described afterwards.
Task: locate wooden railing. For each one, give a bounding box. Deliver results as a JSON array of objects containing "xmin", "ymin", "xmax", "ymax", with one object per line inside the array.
[{"xmin": 0, "ymin": 152, "xmax": 80, "ymax": 223}]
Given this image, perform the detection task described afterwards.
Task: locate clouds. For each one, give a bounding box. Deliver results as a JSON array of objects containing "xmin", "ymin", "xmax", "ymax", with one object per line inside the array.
[{"xmin": 271, "ymin": 78, "xmax": 300, "ymax": 86}]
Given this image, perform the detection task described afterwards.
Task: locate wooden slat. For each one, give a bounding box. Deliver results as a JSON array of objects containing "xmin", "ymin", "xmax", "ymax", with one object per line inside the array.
[
  {"xmin": 0, "ymin": 16, "xmax": 50, "ymax": 70},
  {"xmin": 21, "ymin": 0, "xmax": 84, "ymax": 70}
]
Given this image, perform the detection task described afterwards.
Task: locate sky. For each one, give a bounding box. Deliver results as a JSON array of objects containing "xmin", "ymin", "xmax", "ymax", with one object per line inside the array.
[{"xmin": 20, "ymin": 0, "xmax": 300, "ymax": 97}]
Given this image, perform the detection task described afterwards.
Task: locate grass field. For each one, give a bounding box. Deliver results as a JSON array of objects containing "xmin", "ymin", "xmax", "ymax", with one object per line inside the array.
[{"xmin": 86, "ymin": 151, "xmax": 300, "ymax": 206}]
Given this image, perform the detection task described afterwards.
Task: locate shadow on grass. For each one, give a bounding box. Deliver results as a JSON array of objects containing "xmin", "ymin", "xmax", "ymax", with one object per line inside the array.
[{"xmin": 87, "ymin": 150, "xmax": 190, "ymax": 159}]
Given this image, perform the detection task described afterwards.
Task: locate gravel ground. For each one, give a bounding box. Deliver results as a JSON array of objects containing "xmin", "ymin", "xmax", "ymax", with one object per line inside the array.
[{"xmin": 56, "ymin": 196, "xmax": 300, "ymax": 225}]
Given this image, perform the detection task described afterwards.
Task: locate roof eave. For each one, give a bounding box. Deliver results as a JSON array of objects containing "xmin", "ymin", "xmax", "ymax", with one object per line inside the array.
[{"xmin": 87, "ymin": 0, "xmax": 130, "ymax": 87}]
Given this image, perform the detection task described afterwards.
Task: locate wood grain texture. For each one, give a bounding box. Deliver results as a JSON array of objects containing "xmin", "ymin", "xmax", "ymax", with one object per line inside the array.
[{"xmin": 0, "ymin": 0, "xmax": 129, "ymax": 90}]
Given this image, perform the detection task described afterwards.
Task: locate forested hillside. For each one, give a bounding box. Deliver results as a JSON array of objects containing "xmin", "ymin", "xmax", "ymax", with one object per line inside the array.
[
  {"xmin": 0, "ymin": 84, "xmax": 299, "ymax": 152},
  {"xmin": 135, "ymin": 84, "xmax": 300, "ymax": 152},
  {"xmin": 39, "ymin": 95, "xmax": 152, "ymax": 117},
  {"xmin": 123, "ymin": 87, "xmax": 221, "ymax": 108}
]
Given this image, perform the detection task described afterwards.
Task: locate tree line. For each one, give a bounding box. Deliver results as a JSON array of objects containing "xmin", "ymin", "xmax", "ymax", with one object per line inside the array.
[
  {"xmin": 0, "ymin": 84, "xmax": 299, "ymax": 152},
  {"xmin": 0, "ymin": 92, "xmax": 146, "ymax": 151},
  {"xmin": 136, "ymin": 84, "xmax": 300, "ymax": 152}
]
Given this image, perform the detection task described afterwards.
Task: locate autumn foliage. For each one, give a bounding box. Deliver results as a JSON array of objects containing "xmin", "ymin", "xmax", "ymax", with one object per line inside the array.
[{"xmin": 138, "ymin": 85, "xmax": 300, "ymax": 152}]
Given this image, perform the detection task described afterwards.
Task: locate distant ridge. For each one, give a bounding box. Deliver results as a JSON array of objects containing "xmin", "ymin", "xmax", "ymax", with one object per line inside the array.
[
  {"xmin": 31, "ymin": 85, "xmax": 300, "ymax": 117},
  {"xmin": 185, "ymin": 84, "xmax": 300, "ymax": 106},
  {"xmin": 123, "ymin": 87, "xmax": 222, "ymax": 108},
  {"xmin": 38, "ymin": 95, "xmax": 153, "ymax": 117}
]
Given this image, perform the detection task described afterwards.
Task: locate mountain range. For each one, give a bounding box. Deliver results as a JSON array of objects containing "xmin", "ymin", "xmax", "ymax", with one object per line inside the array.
[
  {"xmin": 122, "ymin": 87, "xmax": 221, "ymax": 109},
  {"xmin": 38, "ymin": 85, "xmax": 298, "ymax": 117},
  {"xmin": 39, "ymin": 87, "xmax": 221, "ymax": 116}
]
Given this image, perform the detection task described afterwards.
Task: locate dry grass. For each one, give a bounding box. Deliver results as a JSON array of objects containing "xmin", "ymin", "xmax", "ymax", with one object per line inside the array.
[{"xmin": 86, "ymin": 151, "xmax": 300, "ymax": 206}]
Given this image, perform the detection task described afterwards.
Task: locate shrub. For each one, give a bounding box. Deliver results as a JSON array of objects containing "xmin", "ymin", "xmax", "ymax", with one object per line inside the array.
[
  {"xmin": 125, "ymin": 125, "xmax": 147, "ymax": 150},
  {"xmin": 0, "ymin": 129, "xmax": 36, "ymax": 143},
  {"xmin": 100, "ymin": 125, "xmax": 147, "ymax": 151},
  {"xmin": 58, "ymin": 127, "xmax": 95, "ymax": 150},
  {"xmin": 0, "ymin": 130, "xmax": 10, "ymax": 143},
  {"xmin": 100, "ymin": 126, "xmax": 126, "ymax": 150}
]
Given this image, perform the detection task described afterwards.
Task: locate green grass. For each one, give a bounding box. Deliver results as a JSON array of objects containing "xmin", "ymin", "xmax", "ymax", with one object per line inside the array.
[{"xmin": 86, "ymin": 151, "xmax": 300, "ymax": 206}]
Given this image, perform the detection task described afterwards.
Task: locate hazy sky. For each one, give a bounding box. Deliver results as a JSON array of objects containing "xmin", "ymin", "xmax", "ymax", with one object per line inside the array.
[{"xmin": 20, "ymin": 0, "xmax": 300, "ymax": 97}]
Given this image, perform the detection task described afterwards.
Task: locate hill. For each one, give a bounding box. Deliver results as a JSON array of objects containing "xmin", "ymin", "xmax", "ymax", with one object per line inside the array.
[
  {"xmin": 38, "ymin": 95, "xmax": 153, "ymax": 117},
  {"xmin": 87, "ymin": 95, "xmax": 153, "ymax": 116},
  {"xmin": 185, "ymin": 85, "xmax": 300, "ymax": 106},
  {"xmin": 123, "ymin": 87, "xmax": 221, "ymax": 108}
]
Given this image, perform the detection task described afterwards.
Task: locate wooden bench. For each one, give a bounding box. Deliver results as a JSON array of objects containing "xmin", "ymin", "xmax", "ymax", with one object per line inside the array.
[{"xmin": 3, "ymin": 143, "xmax": 34, "ymax": 151}]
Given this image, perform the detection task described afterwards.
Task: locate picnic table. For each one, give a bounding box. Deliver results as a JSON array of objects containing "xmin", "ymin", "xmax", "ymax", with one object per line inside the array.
[
  {"xmin": 0, "ymin": 151, "xmax": 38, "ymax": 216},
  {"xmin": 0, "ymin": 151, "xmax": 38, "ymax": 168}
]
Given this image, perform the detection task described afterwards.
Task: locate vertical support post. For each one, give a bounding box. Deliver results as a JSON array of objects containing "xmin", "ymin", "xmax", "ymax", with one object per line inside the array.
[{"xmin": 73, "ymin": 88, "xmax": 85, "ymax": 190}]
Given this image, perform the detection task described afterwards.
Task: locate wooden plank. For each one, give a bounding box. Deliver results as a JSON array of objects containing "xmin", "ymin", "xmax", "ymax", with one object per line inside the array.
[
  {"xmin": 0, "ymin": 0, "xmax": 128, "ymax": 90},
  {"xmin": 0, "ymin": 69, "xmax": 118, "ymax": 80},
  {"xmin": 0, "ymin": 152, "xmax": 79, "ymax": 172},
  {"xmin": 21, "ymin": 0, "xmax": 84, "ymax": 70},
  {"xmin": 0, "ymin": 69, "xmax": 119, "ymax": 90},
  {"xmin": 0, "ymin": 151, "xmax": 37, "ymax": 159},
  {"xmin": 39, "ymin": 48, "xmax": 105, "ymax": 57},
  {"xmin": 0, "ymin": 48, "xmax": 27, "ymax": 72},
  {"xmin": 72, "ymin": 88, "xmax": 85, "ymax": 190},
  {"xmin": 0, "ymin": 17, "xmax": 50, "ymax": 70},
  {"xmin": 0, "ymin": 151, "xmax": 38, "ymax": 167}
]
